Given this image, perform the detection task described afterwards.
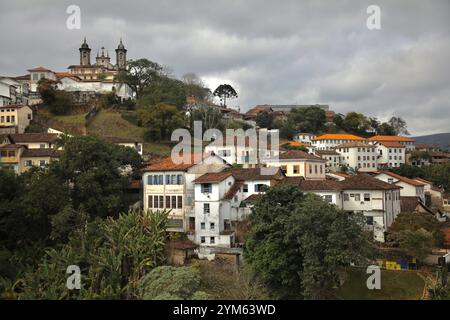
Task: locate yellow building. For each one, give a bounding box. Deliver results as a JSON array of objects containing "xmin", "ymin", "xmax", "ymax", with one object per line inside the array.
[
  {"xmin": 265, "ymin": 150, "xmax": 326, "ymax": 179},
  {"xmin": 19, "ymin": 148, "xmax": 62, "ymax": 173},
  {"xmin": 0, "ymin": 104, "xmax": 33, "ymax": 134},
  {"xmin": 0, "ymin": 144, "xmax": 25, "ymax": 173}
]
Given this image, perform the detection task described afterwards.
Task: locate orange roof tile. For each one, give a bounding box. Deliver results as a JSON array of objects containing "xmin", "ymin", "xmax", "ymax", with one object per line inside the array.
[
  {"xmin": 313, "ymin": 134, "xmax": 366, "ymax": 141},
  {"xmin": 379, "ymin": 171, "xmax": 426, "ymax": 187},
  {"xmin": 143, "ymin": 154, "xmax": 203, "ymax": 172},
  {"xmin": 368, "ymin": 135, "xmax": 415, "ymax": 142},
  {"xmin": 378, "ymin": 141, "xmax": 405, "ymax": 148},
  {"xmin": 336, "ymin": 142, "xmax": 375, "ymax": 148},
  {"xmin": 193, "ymin": 171, "xmax": 234, "ymax": 183},
  {"xmin": 28, "ymin": 66, "xmax": 52, "ymax": 72}
]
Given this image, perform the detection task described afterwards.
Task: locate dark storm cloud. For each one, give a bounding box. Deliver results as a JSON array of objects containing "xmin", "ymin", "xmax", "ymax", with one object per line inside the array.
[{"xmin": 0, "ymin": 0, "xmax": 449, "ymax": 135}]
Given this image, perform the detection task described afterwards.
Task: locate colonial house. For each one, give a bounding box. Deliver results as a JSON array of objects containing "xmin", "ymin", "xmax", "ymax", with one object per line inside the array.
[
  {"xmin": 315, "ymin": 149, "xmax": 341, "ymax": 172},
  {"xmin": 9, "ymin": 133, "xmax": 59, "ymax": 149},
  {"xmin": 373, "ymin": 171, "xmax": 426, "ymax": 204},
  {"xmin": 312, "ymin": 133, "xmax": 367, "ymax": 151},
  {"xmin": 142, "ymin": 154, "xmax": 229, "ymax": 233},
  {"xmin": 102, "ymin": 137, "xmax": 144, "ymax": 156},
  {"xmin": 204, "ymin": 135, "xmax": 279, "ymax": 167},
  {"xmin": 19, "ymin": 148, "xmax": 62, "ymax": 173},
  {"xmin": 335, "ymin": 142, "xmax": 378, "ymax": 172},
  {"xmin": 294, "ymin": 132, "xmax": 316, "ymax": 144},
  {"xmin": 193, "ymin": 167, "xmax": 284, "ymax": 248},
  {"xmin": 413, "ymin": 177, "xmax": 444, "ymax": 208},
  {"xmin": 0, "ymin": 104, "xmax": 33, "ymax": 134},
  {"xmin": 375, "ymin": 141, "xmax": 406, "ymax": 168},
  {"xmin": 0, "ymin": 77, "xmax": 29, "ymax": 106},
  {"xmin": 265, "ymin": 150, "xmax": 326, "ymax": 179},
  {"xmin": 0, "ymin": 144, "xmax": 25, "ymax": 173},
  {"xmin": 283, "ymin": 174, "xmax": 401, "ymax": 242},
  {"xmin": 368, "ymin": 135, "xmax": 415, "ymax": 152},
  {"xmin": 339, "ymin": 175, "xmax": 401, "ymax": 242}
]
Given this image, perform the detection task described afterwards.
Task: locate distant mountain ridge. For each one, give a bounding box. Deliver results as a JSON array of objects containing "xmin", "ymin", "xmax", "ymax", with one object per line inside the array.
[{"xmin": 413, "ymin": 133, "xmax": 450, "ymax": 151}]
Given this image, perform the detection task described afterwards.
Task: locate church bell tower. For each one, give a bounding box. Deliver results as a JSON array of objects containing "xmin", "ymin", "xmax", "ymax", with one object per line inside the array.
[
  {"xmin": 79, "ymin": 37, "xmax": 91, "ymax": 66},
  {"xmin": 115, "ymin": 38, "xmax": 127, "ymax": 70}
]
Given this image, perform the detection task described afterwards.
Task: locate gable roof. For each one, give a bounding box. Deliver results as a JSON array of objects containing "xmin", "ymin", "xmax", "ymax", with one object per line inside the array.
[
  {"xmin": 336, "ymin": 142, "xmax": 375, "ymax": 148},
  {"xmin": 143, "ymin": 154, "xmax": 200, "ymax": 172},
  {"xmin": 223, "ymin": 181, "xmax": 244, "ymax": 200},
  {"xmin": 413, "ymin": 177, "xmax": 434, "ymax": 185},
  {"xmin": 341, "ymin": 174, "xmax": 401, "ymax": 190},
  {"xmin": 0, "ymin": 104, "xmax": 30, "ymax": 110},
  {"xmin": 368, "ymin": 135, "xmax": 415, "ymax": 142},
  {"xmin": 278, "ymin": 150, "xmax": 324, "ymax": 161},
  {"xmin": 378, "ymin": 171, "xmax": 426, "ymax": 187},
  {"xmin": 21, "ymin": 148, "xmax": 62, "ymax": 158},
  {"xmin": 377, "ymin": 141, "xmax": 405, "ymax": 148},
  {"xmin": 315, "ymin": 150, "xmax": 340, "ymax": 156},
  {"xmin": 10, "ymin": 133, "xmax": 59, "ymax": 143},
  {"xmin": 313, "ymin": 134, "xmax": 366, "ymax": 141},
  {"xmin": 193, "ymin": 171, "xmax": 234, "ymax": 184},
  {"xmin": 28, "ymin": 66, "xmax": 52, "ymax": 72},
  {"xmin": 298, "ymin": 179, "xmax": 343, "ymax": 191}
]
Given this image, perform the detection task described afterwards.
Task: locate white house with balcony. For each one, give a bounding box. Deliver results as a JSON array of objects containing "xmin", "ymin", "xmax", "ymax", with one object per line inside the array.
[
  {"xmin": 193, "ymin": 167, "xmax": 284, "ymax": 248},
  {"xmin": 373, "ymin": 171, "xmax": 426, "ymax": 204},
  {"xmin": 375, "ymin": 141, "xmax": 406, "ymax": 168},
  {"xmin": 368, "ymin": 135, "xmax": 415, "ymax": 152},
  {"xmin": 335, "ymin": 142, "xmax": 378, "ymax": 172},
  {"xmin": 312, "ymin": 133, "xmax": 367, "ymax": 151},
  {"xmin": 142, "ymin": 154, "xmax": 228, "ymax": 233}
]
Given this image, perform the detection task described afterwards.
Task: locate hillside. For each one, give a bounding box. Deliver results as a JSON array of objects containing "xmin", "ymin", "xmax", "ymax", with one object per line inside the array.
[
  {"xmin": 413, "ymin": 133, "xmax": 450, "ymax": 150},
  {"xmin": 34, "ymin": 108, "xmax": 172, "ymax": 158}
]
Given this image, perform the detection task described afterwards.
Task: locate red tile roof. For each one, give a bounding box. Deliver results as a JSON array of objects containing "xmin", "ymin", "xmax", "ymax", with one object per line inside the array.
[
  {"xmin": 28, "ymin": 66, "xmax": 52, "ymax": 72},
  {"xmin": 223, "ymin": 181, "xmax": 244, "ymax": 200},
  {"xmin": 193, "ymin": 171, "xmax": 234, "ymax": 183},
  {"xmin": 313, "ymin": 134, "xmax": 366, "ymax": 141},
  {"xmin": 143, "ymin": 154, "xmax": 202, "ymax": 172},
  {"xmin": 21, "ymin": 148, "xmax": 62, "ymax": 158},
  {"xmin": 278, "ymin": 150, "xmax": 324, "ymax": 161},
  {"xmin": 10, "ymin": 133, "xmax": 59, "ymax": 143},
  {"xmin": 0, "ymin": 104, "xmax": 29, "ymax": 110},
  {"xmin": 368, "ymin": 135, "xmax": 415, "ymax": 142},
  {"xmin": 378, "ymin": 171, "xmax": 426, "ymax": 187},
  {"xmin": 336, "ymin": 142, "xmax": 375, "ymax": 148},
  {"xmin": 341, "ymin": 174, "xmax": 401, "ymax": 190},
  {"xmin": 378, "ymin": 141, "xmax": 405, "ymax": 148}
]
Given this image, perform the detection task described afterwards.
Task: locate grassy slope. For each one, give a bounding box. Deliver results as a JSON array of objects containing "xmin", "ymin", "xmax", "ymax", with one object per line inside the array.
[
  {"xmin": 334, "ymin": 268, "xmax": 425, "ymax": 300},
  {"xmin": 86, "ymin": 109, "xmax": 171, "ymax": 157}
]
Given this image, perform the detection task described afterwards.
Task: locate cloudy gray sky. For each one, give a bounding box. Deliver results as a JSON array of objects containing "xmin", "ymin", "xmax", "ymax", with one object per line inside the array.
[{"xmin": 0, "ymin": 0, "xmax": 449, "ymax": 135}]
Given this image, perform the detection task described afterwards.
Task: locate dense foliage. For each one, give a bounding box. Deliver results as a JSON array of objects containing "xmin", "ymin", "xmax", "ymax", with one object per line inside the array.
[{"xmin": 244, "ymin": 185, "xmax": 371, "ymax": 299}]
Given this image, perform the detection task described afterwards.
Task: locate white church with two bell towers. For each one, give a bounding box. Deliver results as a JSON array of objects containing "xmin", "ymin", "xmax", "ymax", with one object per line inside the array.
[{"xmin": 68, "ymin": 38, "xmax": 127, "ymax": 81}]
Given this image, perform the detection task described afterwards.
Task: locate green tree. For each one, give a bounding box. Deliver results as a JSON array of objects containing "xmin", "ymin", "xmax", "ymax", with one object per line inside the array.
[
  {"xmin": 342, "ymin": 112, "xmax": 371, "ymax": 135},
  {"xmin": 244, "ymin": 185, "xmax": 370, "ymax": 299},
  {"xmin": 189, "ymin": 104, "xmax": 225, "ymax": 133},
  {"xmin": 388, "ymin": 212, "xmax": 444, "ymax": 253},
  {"xmin": 182, "ymin": 73, "xmax": 212, "ymax": 102},
  {"xmin": 377, "ymin": 122, "xmax": 396, "ymax": 135},
  {"xmin": 138, "ymin": 76, "xmax": 187, "ymax": 109},
  {"xmin": 388, "ymin": 116, "xmax": 409, "ymax": 136},
  {"xmin": 17, "ymin": 210, "xmax": 169, "ymax": 300},
  {"xmin": 55, "ymin": 136, "xmax": 142, "ymax": 218},
  {"xmin": 138, "ymin": 266, "xmax": 208, "ymax": 300},
  {"xmin": 138, "ymin": 103, "xmax": 185, "ymax": 141},
  {"xmin": 37, "ymin": 78, "xmax": 73, "ymax": 115},
  {"xmin": 290, "ymin": 106, "xmax": 327, "ymax": 133},
  {"xmin": 115, "ymin": 58, "xmax": 164, "ymax": 99},
  {"xmin": 255, "ymin": 111, "xmax": 274, "ymax": 129},
  {"xmin": 213, "ymin": 84, "xmax": 238, "ymax": 107}
]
